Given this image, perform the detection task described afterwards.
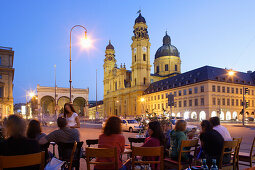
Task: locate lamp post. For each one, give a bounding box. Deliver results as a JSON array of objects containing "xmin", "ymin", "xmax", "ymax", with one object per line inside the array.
[{"xmin": 69, "ymin": 25, "xmax": 88, "ymax": 102}]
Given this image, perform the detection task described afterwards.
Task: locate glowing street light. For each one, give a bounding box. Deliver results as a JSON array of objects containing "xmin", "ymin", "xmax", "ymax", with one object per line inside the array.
[
  {"xmin": 29, "ymin": 92, "xmax": 35, "ymax": 98},
  {"xmin": 140, "ymin": 97, "xmax": 145, "ymax": 102},
  {"xmin": 80, "ymin": 36, "xmax": 92, "ymax": 49}
]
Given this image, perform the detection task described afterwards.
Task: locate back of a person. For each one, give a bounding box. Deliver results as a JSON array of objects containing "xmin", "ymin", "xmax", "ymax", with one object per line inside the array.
[
  {"xmin": 50, "ymin": 127, "xmax": 79, "ymax": 143},
  {"xmin": 170, "ymin": 130, "xmax": 187, "ymax": 160},
  {"xmin": 95, "ymin": 134, "xmax": 125, "ymax": 170},
  {"xmin": 213, "ymin": 125, "xmax": 232, "ymax": 141}
]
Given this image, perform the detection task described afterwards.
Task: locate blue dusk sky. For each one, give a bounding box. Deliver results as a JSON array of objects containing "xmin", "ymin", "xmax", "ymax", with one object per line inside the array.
[{"xmin": 1, "ymin": 0, "xmax": 255, "ymax": 103}]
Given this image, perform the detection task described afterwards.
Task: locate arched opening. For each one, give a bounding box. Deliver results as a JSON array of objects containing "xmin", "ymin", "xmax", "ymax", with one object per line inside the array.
[
  {"xmin": 171, "ymin": 113, "xmax": 175, "ymax": 117},
  {"xmin": 220, "ymin": 111, "xmax": 224, "ymax": 120},
  {"xmin": 57, "ymin": 96, "xmax": 70, "ymax": 114},
  {"xmin": 211, "ymin": 111, "xmax": 217, "ymax": 117},
  {"xmin": 176, "ymin": 112, "xmax": 181, "ymax": 118},
  {"xmin": 199, "ymin": 111, "xmax": 206, "ymax": 121},
  {"xmin": 73, "ymin": 97, "xmax": 86, "ymax": 116},
  {"xmin": 226, "ymin": 111, "xmax": 231, "ymax": 120},
  {"xmin": 191, "ymin": 112, "xmax": 197, "ymax": 120},
  {"xmin": 184, "ymin": 111, "xmax": 189, "ymax": 120},
  {"xmin": 233, "ymin": 111, "xmax": 237, "ymax": 119},
  {"xmin": 41, "ymin": 96, "xmax": 55, "ymax": 115}
]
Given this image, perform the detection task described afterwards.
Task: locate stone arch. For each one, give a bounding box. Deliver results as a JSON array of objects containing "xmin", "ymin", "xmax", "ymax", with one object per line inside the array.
[
  {"xmin": 233, "ymin": 111, "xmax": 237, "ymax": 119},
  {"xmin": 184, "ymin": 111, "xmax": 190, "ymax": 120},
  {"xmin": 199, "ymin": 111, "xmax": 206, "ymax": 121},
  {"xmin": 176, "ymin": 112, "xmax": 181, "ymax": 118},
  {"xmin": 226, "ymin": 111, "xmax": 231, "ymax": 120},
  {"xmin": 211, "ymin": 111, "xmax": 217, "ymax": 117},
  {"xmin": 41, "ymin": 95, "xmax": 55, "ymax": 115},
  {"xmin": 73, "ymin": 97, "xmax": 86, "ymax": 116},
  {"xmin": 191, "ymin": 112, "xmax": 197, "ymax": 120},
  {"xmin": 57, "ymin": 96, "xmax": 70, "ymax": 114},
  {"xmin": 220, "ymin": 111, "xmax": 224, "ymax": 120},
  {"xmin": 171, "ymin": 113, "xmax": 175, "ymax": 117}
]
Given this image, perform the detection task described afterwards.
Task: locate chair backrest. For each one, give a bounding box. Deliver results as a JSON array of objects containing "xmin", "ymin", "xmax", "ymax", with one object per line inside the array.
[
  {"xmin": 131, "ymin": 146, "xmax": 164, "ymax": 170},
  {"xmin": 86, "ymin": 139, "xmax": 98, "ymax": 147},
  {"xmin": 85, "ymin": 147, "xmax": 118, "ymax": 170},
  {"xmin": 178, "ymin": 139, "xmax": 199, "ymax": 163},
  {"xmin": 233, "ymin": 137, "xmax": 242, "ymax": 155},
  {"xmin": 0, "ymin": 151, "xmax": 45, "ymax": 170},
  {"xmin": 219, "ymin": 140, "xmax": 238, "ymax": 169},
  {"xmin": 128, "ymin": 137, "xmax": 146, "ymax": 149},
  {"xmin": 250, "ymin": 137, "xmax": 255, "ymax": 157}
]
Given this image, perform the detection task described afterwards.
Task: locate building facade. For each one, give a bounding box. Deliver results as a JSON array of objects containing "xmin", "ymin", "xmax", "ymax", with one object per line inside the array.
[
  {"xmin": 103, "ymin": 13, "xmax": 181, "ymax": 117},
  {"xmin": 0, "ymin": 46, "xmax": 14, "ymax": 119}
]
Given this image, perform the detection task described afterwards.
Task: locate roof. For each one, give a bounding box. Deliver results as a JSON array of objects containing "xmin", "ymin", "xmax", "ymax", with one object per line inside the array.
[
  {"xmin": 135, "ymin": 13, "xmax": 146, "ymax": 24},
  {"xmin": 145, "ymin": 65, "xmax": 255, "ymax": 94}
]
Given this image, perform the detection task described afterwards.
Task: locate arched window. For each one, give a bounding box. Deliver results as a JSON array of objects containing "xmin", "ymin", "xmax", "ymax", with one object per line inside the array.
[
  {"xmin": 165, "ymin": 64, "xmax": 169, "ymax": 71},
  {"xmin": 156, "ymin": 66, "xmax": 159, "ymax": 73},
  {"xmin": 143, "ymin": 54, "xmax": 146, "ymax": 61},
  {"xmin": 175, "ymin": 64, "xmax": 178, "ymax": 71},
  {"xmin": 144, "ymin": 77, "xmax": 146, "ymax": 85},
  {"xmin": 134, "ymin": 55, "xmax": 136, "ymax": 62}
]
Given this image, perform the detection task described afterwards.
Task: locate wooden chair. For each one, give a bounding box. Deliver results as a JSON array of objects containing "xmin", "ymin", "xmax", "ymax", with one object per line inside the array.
[
  {"xmin": 85, "ymin": 147, "xmax": 118, "ymax": 170},
  {"xmin": 239, "ymin": 137, "xmax": 255, "ymax": 167},
  {"xmin": 164, "ymin": 139, "xmax": 199, "ymax": 170},
  {"xmin": 57, "ymin": 141, "xmax": 79, "ymax": 170},
  {"xmin": 233, "ymin": 137, "xmax": 243, "ymax": 170},
  {"xmin": 131, "ymin": 146, "xmax": 164, "ymax": 170},
  {"xmin": 0, "ymin": 151, "xmax": 45, "ymax": 170},
  {"xmin": 86, "ymin": 139, "xmax": 98, "ymax": 147},
  {"xmin": 219, "ymin": 140, "xmax": 238, "ymax": 170}
]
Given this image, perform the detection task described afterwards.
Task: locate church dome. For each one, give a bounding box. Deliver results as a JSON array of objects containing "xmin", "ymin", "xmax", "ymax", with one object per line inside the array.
[
  {"xmin": 135, "ymin": 13, "xmax": 146, "ymax": 24},
  {"xmin": 106, "ymin": 40, "xmax": 114, "ymax": 50},
  {"xmin": 155, "ymin": 32, "xmax": 179, "ymax": 59}
]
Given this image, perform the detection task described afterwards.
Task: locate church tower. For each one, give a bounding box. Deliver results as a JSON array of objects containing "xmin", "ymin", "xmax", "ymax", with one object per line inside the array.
[
  {"xmin": 131, "ymin": 13, "xmax": 151, "ymax": 87},
  {"xmin": 103, "ymin": 41, "xmax": 116, "ymax": 96}
]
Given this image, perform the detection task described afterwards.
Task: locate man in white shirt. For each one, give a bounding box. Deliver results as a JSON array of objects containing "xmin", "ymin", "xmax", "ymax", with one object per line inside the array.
[{"xmin": 209, "ymin": 116, "xmax": 232, "ymax": 141}]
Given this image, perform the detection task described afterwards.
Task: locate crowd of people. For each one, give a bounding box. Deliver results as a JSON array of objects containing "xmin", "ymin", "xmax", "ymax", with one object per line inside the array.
[{"xmin": 0, "ymin": 102, "xmax": 238, "ymax": 169}]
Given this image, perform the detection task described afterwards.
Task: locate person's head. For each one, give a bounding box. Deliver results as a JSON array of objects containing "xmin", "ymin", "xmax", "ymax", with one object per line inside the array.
[
  {"xmin": 6, "ymin": 114, "xmax": 26, "ymax": 138},
  {"xmin": 103, "ymin": 116, "xmax": 122, "ymax": 136},
  {"xmin": 209, "ymin": 116, "xmax": 220, "ymax": 127},
  {"xmin": 201, "ymin": 120, "xmax": 213, "ymax": 132},
  {"xmin": 64, "ymin": 103, "xmax": 76, "ymax": 117},
  {"xmin": 148, "ymin": 121, "xmax": 165, "ymax": 145},
  {"xmin": 27, "ymin": 119, "xmax": 42, "ymax": 139},
  {"xmin": 174, "ymin": 120, "xmax": 187, "ymax": 132},
  {"xmin": 191, "ymin": 128, "xmax": 197, "ymax": 133},
  {"xmin": 57, "ymin": 117, "xmax": 67, "ymax": 129}
]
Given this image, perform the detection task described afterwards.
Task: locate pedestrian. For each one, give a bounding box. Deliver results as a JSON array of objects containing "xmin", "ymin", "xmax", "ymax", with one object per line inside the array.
[
  {"xmin": 200, "ymin": 120, "xmax": 225, "ymax": 167},
  {"xmin": 95, "ymin": 116, "xmax": 125, "ymax": 170},
  {"xmin": 64, "ymin": 103, "xmax": 80, "ymax": 128},
  {"xmin": 209, "ymin": 116, "xmax": 232, "ymax": 141}
]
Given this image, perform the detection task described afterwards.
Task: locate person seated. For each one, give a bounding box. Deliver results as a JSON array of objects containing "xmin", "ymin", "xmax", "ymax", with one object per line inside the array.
[
  {"xmin": 39, "ymin": 117, "xmax": 80, "ymax": 144},
  {"xmin": 0, "ymin": 114, "xmax": 40, "ymax": 170},
  {"xmin": 199, "ymin": 120, "xmax": 224, "ymax": 166},
  {"xmin": 94, "ymin": 116, "xmax": 125, "ymax": 170},
  {"xmin": 141, "ymin": 121, "xmax": 165, "ymax": 170},
  {"xmin": 169, "ymin": 120, "xmax": 189, "ymax": 161},
  {"xmin": 164, "ymin": 122, "xmax": 172, "ymax": 150},
  {"xmin": 187, "ymin": 128, "xmax": 197, "ymax": 139},
  {"xmin": 27, "ymin": 119, "xmax": 46, "ymax": 141},
  {"xmin": 209, "ymin": 116, "xmax": 232, "ymax": 141}
]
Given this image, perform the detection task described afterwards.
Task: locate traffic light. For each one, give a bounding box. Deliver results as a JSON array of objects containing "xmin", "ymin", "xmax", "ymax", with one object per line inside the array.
[
  {"xmin": 246, "ymin": 101, "xmax": 249, "ymax": 108},
  {"xmin": 244, "ymin": 87, "xmax": 249, "ymax": 95},
  {"xmin": 240, "ymin": 109, "xmax": 244, "ymax": 115}
]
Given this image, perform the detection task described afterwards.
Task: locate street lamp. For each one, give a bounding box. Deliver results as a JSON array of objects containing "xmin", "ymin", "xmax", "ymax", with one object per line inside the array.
[
  {"xmin": 69, "ymin": 25, "xmax": 89, "ymax": 102},
  {"xmin": 140, "ymin": 97, "xmax": 145, "ymax": 114},
  {"xmin": 26, "ymin": 90, "xmax": 35, "ymax": 119}
]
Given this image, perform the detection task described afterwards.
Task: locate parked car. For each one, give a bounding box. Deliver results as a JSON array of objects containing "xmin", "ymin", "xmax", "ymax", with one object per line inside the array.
[
  {"xmin": 121, "ymin": 119, "xmax": 143, "ymax": 132},
  {"xmin": 245, "ymin": 117, "xmax": 254, "ymax": 122}
]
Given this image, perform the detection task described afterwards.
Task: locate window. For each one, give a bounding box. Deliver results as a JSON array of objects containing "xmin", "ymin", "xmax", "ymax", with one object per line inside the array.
[
  {"xmin": 236, "ymin": 88, "xmax": 239, "ymax": 94},
  {"xmin": 0, "ymin": 87, "xmax": 2, "ymax": 97},
  {"xmin": 252, "ymin": 100, "xmax": 254, "ymax": 107},
  {"xmin": 135, "ymin": 78, "xmax": 136, "ymax": 85},
  {"xmin": 158, "ymin": 104, "xmax": 160, "ymax": 109},
  {"xmin": 175, "ymin": 65, "xmax": 178, "ymax": 71},
  {"xmin": 189, "ymin": 100, "xmax": 192, "ymax": 106},
  {"xmin": 151, "ymin": 96, "xmax": 153, "ymax": 101},
  {"xmin": 194, "ymin": 87, "xmax": 198, "ymax": 94},
  {"xmin": 166, "ymin": 103, "xmax": 168, "ymax": 108},
  {"xmin": 218, "ymin": 99, "xmax": 221, "ymax": 105},
  {"xmin": 115, "ymin": 82, "xmax": 117, "ymax": 91},
  {"xmin": 232, "ymin": 99, "xmax": 234, "ymax": 106},
  {"xmin": 213, "ymin": 98, "xmax": 216, "ymax": 105},
  {"xmin": 154, "ymin": 96, "xmax": 156, "ymax": 100},
  {"xmin": 184, "ymin": 100, "xmax": 187, "ymax": 107},
  {"xmin": 165, "ymin": 93, "xmax": 168, "ymax": 98},
  {"xmin": 240, "ymin": 88, "xmax": 242, "ymax": 94},
  {"xmin": 201, "ymin": 86, "xmax": 204, "ymax": 92},
  {"xmin": 222, "ymin": 86, "xmax": 225, "ymax": 93},
  {"xmin": 195, "ymin": 99, "xmax": 198, "ymax": 106},
  {"xmin": 161, "ymin": 94, "xmax": 164, "ymax": 99},
  {"xmin": 144, "ymin": 77, "xmax": 146, "ymax": 85},
  {"xmin": 174, "ymin": 91, "xmax": 177, "ymax": 96},
  {"xmin": 174, "ymin": 102, "xmax": 177, "ymax": 107},
  {"xmin": 201, "ymin": 98, "xmax": 204, "ymax": 106},
  {"xmin": 252, "ymin": 90, "xmax": 254, "ymax": 95},
  {"xmin": 165, "ymin": 64, "xmax": 169, "ymax": 71},
  {"xmin": 227, "ymin": 98, "xmax": 230, "ymax": 106},
  {"xmin": 231, "ymin": 88, "xmax": 234, "ymax": 93},
  {"xmin": 158, "ymin": 95, "xmax": 160, "ymax": 100},
  {"xmin": 134, "ymin": 55, "xmax": 136, "ymax": 62},
  {"xmin": 156, "ymin": 66, "xmax": 159, "ymax": 73},
  {"xmin": 189, "ymin": 88, "xmax": 192, "ymax": 94},
  {"xmin": 179, "ymin": 90, "xmax": 182, "ymax": 96},
  {"xmin": 212, "ymin": 85, "xmax": 216, "ymax": 92},
  {"xmin": 227, "ymin": 87, "xmax": 230, "ymax": 93},
  {"xmin": 236, "ymin": 99, "xmax": 239, "ymax": 106},
  {"xmin": 240, "ymin": 99, "xmax": 242, "ymax": 106},
  {"xmin": 217, "ymin": 86, "xmax": 221, "ymax": 92},
  {"xmin": 183, "ymin": 89, "xmax": 187, "ymax": 95},
  {"xmin": 222, "ymin": 98, "xmax": 225, "ymax": 105},
  {"xmin": 0, "ymin": 75, "xmax": 2, "ymax": 79},
  {"xmin": 143, "ymin": 54, "xmax": 146, "ymax": 61},
  {"xmin": 179, "ymin": 101, "xmax": 182, "ymax": 107}
]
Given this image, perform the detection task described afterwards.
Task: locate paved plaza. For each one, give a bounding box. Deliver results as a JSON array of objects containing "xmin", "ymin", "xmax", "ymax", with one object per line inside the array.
[{"xmin": 42, "ymin": 122, "xmax": 255, "ymax": 170}]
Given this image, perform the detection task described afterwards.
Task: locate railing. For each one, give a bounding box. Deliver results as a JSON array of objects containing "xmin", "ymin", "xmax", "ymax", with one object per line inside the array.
[{"xmin": 0, "ymin": 46, "xmax": 12, "ymax": 50}]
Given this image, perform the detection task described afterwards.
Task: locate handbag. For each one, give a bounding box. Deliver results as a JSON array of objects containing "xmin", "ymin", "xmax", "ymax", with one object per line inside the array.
[{"xmin": 45, "ymin": 157, "xmax": 65, "ymax": 170}]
